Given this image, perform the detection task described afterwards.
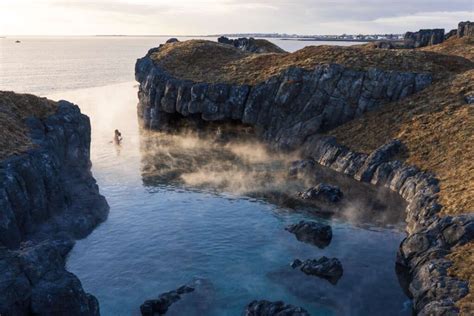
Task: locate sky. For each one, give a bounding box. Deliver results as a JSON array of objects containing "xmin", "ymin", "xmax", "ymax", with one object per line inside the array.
[{"xmin": 0, "ymin": 0, "xmax": 473, "ymax": 35}]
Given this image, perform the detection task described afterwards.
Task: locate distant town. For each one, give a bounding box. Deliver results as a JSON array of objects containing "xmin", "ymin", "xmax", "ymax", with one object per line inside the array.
[{"xmin": 208, "ymin": 33, "xmax": 404, "ymax": 42}]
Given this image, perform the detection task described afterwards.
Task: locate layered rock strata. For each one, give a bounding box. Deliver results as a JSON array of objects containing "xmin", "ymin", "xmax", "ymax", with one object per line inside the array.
[
  {"xmin": 136, "ymin": 51, "xmax": 432, "ymax": 150},
  {"xmin": 0, "ymin": 100, "xmax": 109, "ymax": 315}
]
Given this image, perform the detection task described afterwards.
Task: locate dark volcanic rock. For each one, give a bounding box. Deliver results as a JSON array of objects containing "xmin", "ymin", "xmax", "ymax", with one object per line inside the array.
[
  {"xmin": 457, "ymin": 21, "xmax": 474, "ymax": 38},
  {"xmin": 217, "ymin": 36, "xmax": 285, "ymax": 53},
  {"xmin": 445, "ymin": 29, "xmax": 458, "ymax": 40},
  {"xmin": 166, "ymin": 38, "xmax": 179, "ymax": 43},
  {"xmin": 135, "ymin": 49, "xmax": 432, "ymax": 151},
  {"xmin": 297, "ymin": 184, "xmax": 343, "ymax": 203},
  {"xmin": 0, "ymin": 101, "xmax": 109, "ymax": 315},
  {"xmin": 140, "ymin": 278, "xmax": 213, "ymax": 316},
  {"xmin": 465, "ymin": 94, "xmax": 474, "ymax": 104},
  {"xmin": 289, "ymin": 159, "xmax": 316, "ymax": 177},
  {"xmin": 244, "ymin": 300, "xmax": 310, "ymax": 316},
  {"xmin": 298, "ymin": 257, "xmax": 343, "ymax": 284},
  {"xmin": 290, "ymin": 259, "xmax": 303, "ymax": 269},
  {"xmin": 286, "ymin": 220, "xmax": 332, "ymax": 248},
  {"xmin": 404, "ymin": 29, "xmax": 445, "ymax": 48}
]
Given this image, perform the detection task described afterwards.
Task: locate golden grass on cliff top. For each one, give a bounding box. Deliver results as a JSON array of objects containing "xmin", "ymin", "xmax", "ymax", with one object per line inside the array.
[
  {"xmin": 151, "ymin": 40, "xmax": 473, "ymax": 85},
  {"xmin": 0, "ymin": 91, "xmax": 57, "ymax": 160}
]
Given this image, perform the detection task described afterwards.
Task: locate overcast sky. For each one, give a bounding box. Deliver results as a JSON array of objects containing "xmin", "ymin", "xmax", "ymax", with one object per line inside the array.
[{"xmin": 1, "ymin": 0, "xmax": 472, "ymax": 35}]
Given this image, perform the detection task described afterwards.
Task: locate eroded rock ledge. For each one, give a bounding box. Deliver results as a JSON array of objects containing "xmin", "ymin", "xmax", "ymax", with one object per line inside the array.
[
  {"xmin": 0, "ymin": 100, "xmax": 109, "ymax": 315},
  {"xmin": 136, "ymin": 46, "xmax": 432, "ymax": 150},
  {"xmin": 135, "ymin": 41, "xmax": 472, "ymax": 315}
]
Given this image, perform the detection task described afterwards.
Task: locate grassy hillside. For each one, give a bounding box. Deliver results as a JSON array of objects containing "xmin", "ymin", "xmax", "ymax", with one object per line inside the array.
[
  {"xmin": 0, "ymin": 91, "xmax": 57, "ymax": 160},
  {"xmin": 150, "ymin": 40, "xmax": 472, "ymax": 85}
]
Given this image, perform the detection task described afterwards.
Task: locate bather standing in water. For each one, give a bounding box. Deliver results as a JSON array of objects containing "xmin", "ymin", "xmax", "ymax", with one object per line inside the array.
[{"xmin": 114, "ymin": 129, "xmax": 123, "ymax": 144}]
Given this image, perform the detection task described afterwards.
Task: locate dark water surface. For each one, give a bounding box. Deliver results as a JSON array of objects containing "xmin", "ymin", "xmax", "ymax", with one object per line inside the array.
[{"xmin": 48, "ymin": 84, "xmax": 410, "ymax": 316}]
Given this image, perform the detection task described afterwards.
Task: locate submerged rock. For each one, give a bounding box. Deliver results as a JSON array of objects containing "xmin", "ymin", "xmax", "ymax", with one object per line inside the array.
[
  {"xmin": 297, "ymin": 184, "xmax": 343, "ymax": 203},
  {"xmin": 297, "ymin": 257, "xmax": 343, "ymax": 285},
  {"xmin": 244, "ymin": 300, "xmax": 310, "ymax": 316},
  {"xmin": 140, "ymin": 278, "xmax": 214, "ymax": 316},
  {"xmin": 285, "ymin": 220, "xmax": 332, "ymax": 248}
]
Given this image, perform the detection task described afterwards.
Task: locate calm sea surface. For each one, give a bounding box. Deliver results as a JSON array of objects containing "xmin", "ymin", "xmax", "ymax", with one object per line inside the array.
[{"xmin": 0, "ymin": 37, "xmax": 408, "ymax": 316}]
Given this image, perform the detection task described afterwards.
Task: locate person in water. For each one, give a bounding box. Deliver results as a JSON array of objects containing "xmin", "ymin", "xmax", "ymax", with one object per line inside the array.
[{"xmin": 114, "ymin": 129, "xmax": 122, "ymax": 144}]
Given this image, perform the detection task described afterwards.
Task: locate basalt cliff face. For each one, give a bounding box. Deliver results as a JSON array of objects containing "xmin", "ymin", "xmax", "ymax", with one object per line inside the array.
[
  {"xmin": 135, "ymin": 41, "xmax": 432, "ymax": 150},
  {"xmin": 0, "ymin": 98, "xmax": 109, "ymax": 315},
  {"xmin": 135, "ymin": 39, "xmax": 473, "ymax": 315}
]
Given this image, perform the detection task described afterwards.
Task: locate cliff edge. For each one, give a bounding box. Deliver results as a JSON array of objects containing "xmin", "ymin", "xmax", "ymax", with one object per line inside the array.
[
  {"xmin": 135, "ymin": 38, "xmax": 473, "ymax": 315},
  {"xmin": 0, "ymin": 92, "xmax": 109, "ymax": 315}
]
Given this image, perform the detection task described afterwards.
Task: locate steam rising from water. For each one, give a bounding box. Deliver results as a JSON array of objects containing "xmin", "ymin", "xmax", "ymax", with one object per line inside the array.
[{"xmin": 139, "ymin": 127, "xmax": 406, "ymax": 227}]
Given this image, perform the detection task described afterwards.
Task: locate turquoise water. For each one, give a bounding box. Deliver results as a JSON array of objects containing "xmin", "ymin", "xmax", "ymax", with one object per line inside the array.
[{"xmin": 49, "ymin": 84, "xmax": 410, "ymax": 316}]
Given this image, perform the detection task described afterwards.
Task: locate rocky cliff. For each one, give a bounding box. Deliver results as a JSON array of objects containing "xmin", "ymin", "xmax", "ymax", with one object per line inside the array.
[
  {"xmin": 135, "ymin": 39, "xmax": 473, "ymax": 315},
  {"xmin": 0, "ymin": 98, "xmax": 109, "ymax": 315},
  {"xmin": 217, "ymin": 36, "xmax": 286, "ymax": 53},
  {"xmin": 135, "ymin": 41, "xmax": 433, "ymax": 150},
  {"xmin": 404, "ymin": 29, "xmax": 445, "ymax": 48}
]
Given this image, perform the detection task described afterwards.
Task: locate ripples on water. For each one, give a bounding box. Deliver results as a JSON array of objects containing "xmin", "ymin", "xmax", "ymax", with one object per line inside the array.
[{"xmin": 45, "ymin": 84, "xmax": 411, "ymax": 316}]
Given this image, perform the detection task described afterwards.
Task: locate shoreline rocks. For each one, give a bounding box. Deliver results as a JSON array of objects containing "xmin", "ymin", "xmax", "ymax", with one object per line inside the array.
[
  {"xmin": 0, "ymin": 100, "xmax": 109, "ymax": 315},
  {"xmin": 135, "ymin": 40, "xmax": 472, "ymax": 314},
  {"xmin": 296, "ymin": 184, "xmax": 343, "ymax": 203},
  {"xmin": 292, "ymin": 257, "xmax": 344, "ymax": 285},
  {"xmin": 244, "ymin": 300, "xmax": 310, "ymax": 316},
  {"xmin": 285, "ymin": 220, "xmax": 332, "ymax": 248}
]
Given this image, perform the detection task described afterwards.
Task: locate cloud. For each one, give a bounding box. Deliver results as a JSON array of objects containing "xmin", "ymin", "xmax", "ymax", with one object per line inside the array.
[{"xmin": 1, "ymin": 0, "xmax": 473, "ymax": 35}]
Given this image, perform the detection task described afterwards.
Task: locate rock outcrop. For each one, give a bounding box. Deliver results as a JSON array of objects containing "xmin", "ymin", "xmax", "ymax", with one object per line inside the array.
[
  {"xmin": 136, "ymin": 47, "xmax": 432, "ymax": 150},
  {"xmin": 244, "ymin": 300, "xmax": 310, "ymax": 316},
  {"xmin": 135, "ymin": 40, "xmax": 472, "ymax": 314},
  {"xmin": 0, "ymin": 100, "xmax": 109, "ymax": 315},
  {"xmin": 404, "ymin": 29, "xmax": 445, "ymax": 48},
  {"xmin": 296, "ymin": 184, "xmax": 343, "ymax": 203},
  {"xmin": 285, "ymin": 220, "xmax": 332, "ymax": 248},
  {"xmin": 217, "ymin": 36, "xmax": 286, "ymax": 53},
  {"xmin": 457, "ymin": 21, "xmax": 474, "ymax": 38},
  {"xmin": 140, "ymin": 278, "xmax": 214, "ymax": 316},
  {"xmin": 292, "ymin": 256, "xmax": 344, "ymax": 285}
]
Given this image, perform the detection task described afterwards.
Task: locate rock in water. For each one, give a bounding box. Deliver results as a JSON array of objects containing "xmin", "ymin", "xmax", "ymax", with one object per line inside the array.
[
  {"xmin": 299, "ymin": 257, "xmax": 343, "ymax": 284},
  {"xmin": 288, "ymin": 159, "xmax": 316, "ymax": 177},
  {"xmin": 140, "ymin": 278, "xmax": 214, "ymax": 315},
  {"xmin": 290, "ymin": 259, "xmax": 303, "ymax": 269},
  {"xmin": 140, "ymin": 286, "xmax": 194, "ymax": 315},
  {"xmin": 285, "ymin": 220, "xmax": 332, "ymax": 248},
  {"xmin": 244, "ymin": 300, "xmax": 310, "ymax": 316},
  {"xmin": 297, "ymin": 184, "xmax": 343, "ymax": 203}
]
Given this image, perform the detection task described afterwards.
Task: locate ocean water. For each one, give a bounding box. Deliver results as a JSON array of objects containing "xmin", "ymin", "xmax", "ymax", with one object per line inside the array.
[{"xmin": 1, "ymin": 37, "xmax": 407, "ymax": 316}]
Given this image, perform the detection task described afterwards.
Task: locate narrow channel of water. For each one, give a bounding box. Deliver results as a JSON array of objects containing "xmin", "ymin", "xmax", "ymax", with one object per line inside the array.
[{"xmin": 46, "ymin": 83, "xmax": 410, "ymax": 316}]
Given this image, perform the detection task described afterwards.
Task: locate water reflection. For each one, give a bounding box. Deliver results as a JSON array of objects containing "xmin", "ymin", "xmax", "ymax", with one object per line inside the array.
[
  {"xmin": 138, "ymin": 126, "xmax": 407, "ymax": 229},
  {"xmin": 48, "ymin": 83, "xmax": 410, "ymax": 316}
]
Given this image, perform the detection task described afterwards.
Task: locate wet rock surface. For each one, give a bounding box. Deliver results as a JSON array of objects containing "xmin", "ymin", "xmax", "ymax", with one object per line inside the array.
[
  {"xmin": 296, "ymin": 184, "xmax": 343, "ymax": 203},
  {"xmin": 0, "ymin": 101, "xmax": 109, "ymax": 315},
  {"xmin": 140, "ymin": 278, "xmax": 214, "ymax": 316},
  {"xmin": 285, "ymin": 220, "xmax": 332, "ymax": 248},
  {"xmin": 244, "ymin": 300, "xmax": 310, "ymax": 316},
  {"xmin": 294, "ymin": 257, "xmax": 344, "ymax": 285}
]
